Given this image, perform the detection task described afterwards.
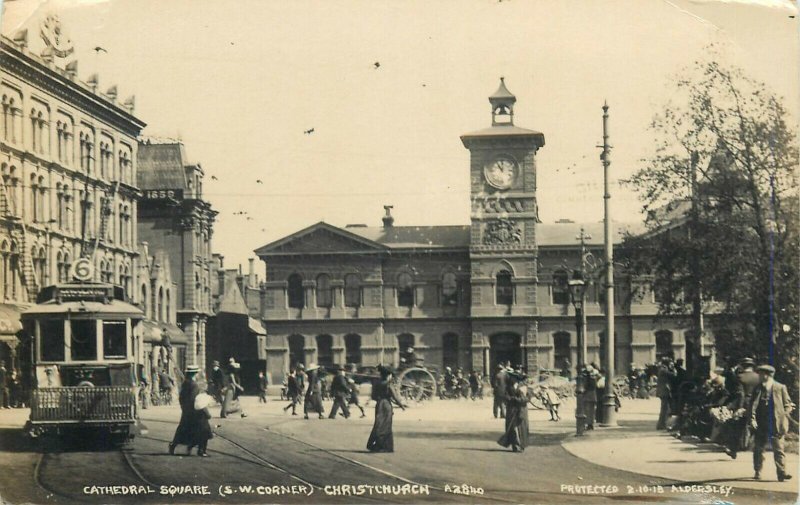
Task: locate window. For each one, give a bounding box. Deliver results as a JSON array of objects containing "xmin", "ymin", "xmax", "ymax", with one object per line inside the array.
[
  {"xmin": 287, "ymin": 273, "xmax": 304, "ymax": 308},
  {"xmin": 316, "ymin": 274, "xmax": 332, "ymax": 308},
  {"xmin": 288, "ymin": 334, "xmax": 305, "ymax": 367},
  {"xmin": 40, "ymin": 319, "xmax": 65, "ymax": 361},
  {"xmin": 316, "ymin": 335, "xmax": 333, "ymax": 367},
  {"xmin": 553, "ymin": 332, "xmax": 571, "ymax": 371},
  {"xmin": 70, "ymin": 319, "xmax": 97, "ymax": 361},
  {"xmin": 442, "ymin": 272, "xmax": 458, "ymax": 306},
  {"xmin": 496, "ymin": 270, "xmax": 513, "ymax": 305},
  {"xmin": 655, "ymin": 330, "xmax": 674, "ymax": 361},
  {"xmin": 102, "ymin": 320, "xmax": 127, "ymax": 359},
  {"xmin": 344, "ymin": 274, "xmax": 361, "ymax": 307},
  {"xmin": 442, "ymin": 333, "xmax": 459, "ymax": 369},
  {"xmin": 345, "ymin": 334, "xmax": 362, "ymax": 365},
  {"xmin": 552, "ymin": 269, "xmax": 569, "ymax": 305},
  {"xmin": 397, "ymin": 273, "xmax": 413, "ymax": 307}
]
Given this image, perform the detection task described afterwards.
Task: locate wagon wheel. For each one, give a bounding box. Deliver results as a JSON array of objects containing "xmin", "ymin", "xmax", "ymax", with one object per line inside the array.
[{"xmin": 398, "ymin": 367, "xmax": 437, "ymax": 402}]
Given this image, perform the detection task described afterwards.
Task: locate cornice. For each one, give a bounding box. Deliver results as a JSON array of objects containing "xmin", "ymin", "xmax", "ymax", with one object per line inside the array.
[{"xmin": 1, "ymin": 41, "xmax": 146, "ymax": 136}]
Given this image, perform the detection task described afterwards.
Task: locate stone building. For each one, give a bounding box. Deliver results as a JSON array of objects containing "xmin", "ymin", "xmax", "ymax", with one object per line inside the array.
[
  {"xmin": 254, "ymin": 79, "xmax": 715, "ymax": 384},
  {"xmin": 0, "ymin": 19, "xmax": 145, "ymax": 370},
  {"xmin": 137, "ymin": 140, "xmax": 216, "ymax": 373}
]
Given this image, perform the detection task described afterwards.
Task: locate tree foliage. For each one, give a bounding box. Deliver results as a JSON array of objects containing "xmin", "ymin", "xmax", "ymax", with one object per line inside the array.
[{"xmin": 622, "ymin": 57, "xmax": 799, "ymax": 388}]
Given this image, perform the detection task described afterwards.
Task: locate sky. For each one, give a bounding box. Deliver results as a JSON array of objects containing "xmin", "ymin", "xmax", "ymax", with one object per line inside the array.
[{"xmin": 1, "ymin": 0, "xmax": 797, "ymax": 271}]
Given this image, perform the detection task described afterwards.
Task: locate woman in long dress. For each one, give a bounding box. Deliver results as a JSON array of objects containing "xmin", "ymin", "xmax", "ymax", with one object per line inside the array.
[
  {"xmin": 367, "ymin": 366, "xmax": 406, "ymax": 453},
  {"xmin": 304, "ymin": 365, "xmax": 325, "ymax": 419},
  {"xmin": 169, "ymin": 366, "xmax": 201, "ymax": 455},
  {"xmin": 498, "ymin": 371, "xmax": 530, "ymax": 452}
]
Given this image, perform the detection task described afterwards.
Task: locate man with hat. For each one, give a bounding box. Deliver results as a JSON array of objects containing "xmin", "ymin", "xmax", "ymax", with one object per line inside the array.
[
  {"xmin": 723, "ymin": 357, "xmax": 760, "ymax": 459},
  {"xmin": 492, "ymin": 364, "xmax": 508, "ymax": 419},
  {"xmin": 209, "ymin": 360, "xmax": 224, "ymax": 405},
  {"xmin": 750, "ymin": 364, "xmax": 793, "ymax": 481},
  {"xmin": 169, "ymin": 365, "xmax": 201, "ymax": 455},
  {"xmin": 328, "ymin": 365, "xmax": 351, "ymax": 419},
  {"xmin": 656, "ymin": 357, "xmax": 677, "ymax": 430}
]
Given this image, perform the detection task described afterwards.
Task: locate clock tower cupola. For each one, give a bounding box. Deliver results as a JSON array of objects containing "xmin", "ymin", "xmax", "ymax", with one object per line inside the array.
[{"xmin": 461, "ymin": 78, "xmax": 545, "ymax": 373}]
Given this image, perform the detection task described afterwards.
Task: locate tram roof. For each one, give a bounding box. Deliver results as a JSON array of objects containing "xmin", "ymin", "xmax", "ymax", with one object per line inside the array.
[{"xmin": 22, "ymin": 299, "xmax": 144, "ymax": 319}]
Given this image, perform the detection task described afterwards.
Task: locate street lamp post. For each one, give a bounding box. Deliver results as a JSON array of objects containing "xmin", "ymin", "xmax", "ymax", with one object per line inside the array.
[
  {"xmin": 600, "ymin": 101, "xmax": 617, "ymax": 427},
  {"xmin": 568, "ymin": 274, "xmax": 587, "ymax": 436}
]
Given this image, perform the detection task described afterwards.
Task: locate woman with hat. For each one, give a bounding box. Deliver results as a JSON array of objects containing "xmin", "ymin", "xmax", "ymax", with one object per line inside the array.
[
  {"xmin": 303, "ymin": 364, "xmax": 325, "ymax": 419},
  {"xmin": 367, "ymin": 365, "xmax": 406, "ymax": 452},
  {"xmin": 169, "ymin": 365, "xmax": 205, "ymax": 455},
  {"xmin": 497, "ymin": 369, "xmax": 530, "ymax": 452}
]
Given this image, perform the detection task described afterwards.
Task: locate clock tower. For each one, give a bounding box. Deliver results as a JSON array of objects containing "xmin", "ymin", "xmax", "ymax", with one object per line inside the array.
[{"xmin": 460, "ymin": 78, "xmax": 545, "ymax": 373}]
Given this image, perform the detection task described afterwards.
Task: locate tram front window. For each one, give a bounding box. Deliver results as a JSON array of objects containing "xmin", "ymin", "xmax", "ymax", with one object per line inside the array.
[
  {"xmin": 102, "ymin": 320, "xmax": 127, "ymax": 359},
  {"xmin": 70, "ymin": 320, "xmax": 97, "ymax": 361},
  {"xmin": 40, "ymin": 320, "xmax": 65, "ymax": 362}
]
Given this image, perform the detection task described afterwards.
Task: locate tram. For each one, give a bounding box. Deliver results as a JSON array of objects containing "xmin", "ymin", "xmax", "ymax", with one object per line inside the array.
[{"xmin": 22, "ymin": 282, "xmax": 144, "ymax": 443}]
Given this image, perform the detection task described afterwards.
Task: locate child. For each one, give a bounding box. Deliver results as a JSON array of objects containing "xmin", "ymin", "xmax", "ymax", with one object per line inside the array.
[
  {"xmin": 347, "ymin": 378, "xmax": 366, "ymax": 418},
  {"xmin": 542, "ymin": 385, "xmax": 561, "ymax": 421}
]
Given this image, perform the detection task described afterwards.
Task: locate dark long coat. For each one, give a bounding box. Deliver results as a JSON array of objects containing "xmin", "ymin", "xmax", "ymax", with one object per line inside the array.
[{"xmin": 367, "ymin": 380, "xmax": 404, "ymax": 452}]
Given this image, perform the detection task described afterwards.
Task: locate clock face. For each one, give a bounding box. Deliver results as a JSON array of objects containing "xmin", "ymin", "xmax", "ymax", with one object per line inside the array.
[{"xmin": 484, "ymin": 158, "xmax": 517, "ymax": 189}]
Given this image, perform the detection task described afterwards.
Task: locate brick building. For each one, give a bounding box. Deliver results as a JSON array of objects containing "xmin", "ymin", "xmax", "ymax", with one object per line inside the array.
[
  {"xmin": 254, "ymin": 80, "xmax": 716, "ymax": 385},
  {"xmin": 0, "ymin": 19, "xmax": 145, "ymax": 370},
  {"xmin": 137, "ymin": 141, "xmax": 216, "ymax": 373}
]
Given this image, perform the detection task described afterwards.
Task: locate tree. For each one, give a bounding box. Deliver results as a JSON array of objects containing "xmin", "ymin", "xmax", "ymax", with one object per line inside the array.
[{"xmin": 623, "ymin": 56, "xmax": 799, "ymax": 389}]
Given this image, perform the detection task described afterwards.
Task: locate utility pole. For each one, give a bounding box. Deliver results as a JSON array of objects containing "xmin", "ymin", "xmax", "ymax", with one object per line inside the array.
[
  {"xmin": 687, "ymin": 151, "xmax": 705, "ymax": 376},
  {"xmin": 600, "ymin": 101, "xmax": 617, "ymax": 427},
  {"xmin": 577, "ymin": 227, "xmax": 591, "ymax": 367}
]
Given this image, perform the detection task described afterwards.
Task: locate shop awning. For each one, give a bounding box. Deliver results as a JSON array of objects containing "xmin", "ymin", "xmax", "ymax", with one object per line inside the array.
[
  {"xmin": 248, "ymin": 317, "xmax": 266, "ymax": 335},
  {"xmin": 0, "ymin": 304, "xmax": 23, "ymax": 340},
  {"xmin": 141, "ymin": 319, "xmax": 189, "ymax": 344}
]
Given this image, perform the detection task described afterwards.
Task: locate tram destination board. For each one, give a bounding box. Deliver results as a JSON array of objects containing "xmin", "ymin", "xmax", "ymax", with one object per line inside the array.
[{"xmin": 37, "ymin": 284, "xmax": 124, "ymax": 304}]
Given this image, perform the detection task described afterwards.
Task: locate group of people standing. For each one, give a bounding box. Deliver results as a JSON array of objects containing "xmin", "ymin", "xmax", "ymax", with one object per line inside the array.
[
  {"xmin": 282, "ymin": 363, "xmax": 367, "ymax": 420},
  {"xmin": 662, "ymin": 356, "xmax": 794, "ymax": 482}
]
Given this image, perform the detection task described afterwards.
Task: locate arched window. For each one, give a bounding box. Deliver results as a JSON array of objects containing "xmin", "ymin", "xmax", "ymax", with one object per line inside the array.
[
  {"xmin": 8, "ymin": 242, "xmax": 19, "ymax": 299},
  {"xmin": 344, "ymin": 273, "xmax": 361, "ymax": 308},
  {"xmin": 442, "ymin": 272, "xmax": 458, "ymax": 306},
  {"xmin": 552, "ymin": 269, "xmax": 569, "ymax": 305},
  {"xmin": 442, "ymin": 333, "xmax": 459, "ymax": 369},
  {"xmin": 655, "ymin": 330, "xmax": 674, "ymax": 361},
  {"xmin": 287, "ymin": 273, "xmax": 304, "ymax": 308},
  {"xmin": 316, "ymin": 335, "xmax": 333, "ymax": 367},
  {"xmin": 165, "ymin": 288, "xmax": 172, "ymax": 323},
  {"xmin": 316, "ymin": 274, "xmax": 332, "ymax": 308},
  {"xmin": 140, "ymin": 284, "xmax": 148, "ymax": 318},
  {"xmin": 553, "ymin": 331, "xmax": 571, "ymax": 371},
  {"xmin": 158, "ymin": 287, "xmax": 165, "ymax": 322},
  {"xmin": 345, "ymin": 334, "xmax": 362, "ymax": 365},
  {"xmin": 396, "ymin": 273, "xmax": 413, "ymax": 307},
  {"xmin": 495, "ymin": 270, "xmax": 513, "ymax": 305}
]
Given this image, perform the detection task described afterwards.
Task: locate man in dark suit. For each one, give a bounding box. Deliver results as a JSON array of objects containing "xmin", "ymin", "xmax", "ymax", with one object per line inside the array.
[
  {"xmin": 492, "ymin": 364, "xmax": 507, "ymax": 419},
  {"xmin": 656, "ymin": 358, "xmax": 676, "ymax": 430},
  {"xmin": 328, "ymin": 365, "xmax": 351, "ymax": 419},
  {"xmin": 750, "ymin": 364, "xmax": 794, "ymax": 481},
  {"xmin": 283, "ymin": 368, "xmax": 301, "ymax": 415},
  {"xmin": 209, "ymin": 360, "xmax": 224, "ymax": 404},
  {"xmin": 725, "ymin": 357, "xmax": 760, "ymax": 458}
]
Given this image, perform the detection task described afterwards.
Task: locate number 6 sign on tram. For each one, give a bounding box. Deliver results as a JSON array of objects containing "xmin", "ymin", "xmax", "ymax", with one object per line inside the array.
[{"xmin": 69, "ymin": 258, "xmax": 95, "ymax": 282}]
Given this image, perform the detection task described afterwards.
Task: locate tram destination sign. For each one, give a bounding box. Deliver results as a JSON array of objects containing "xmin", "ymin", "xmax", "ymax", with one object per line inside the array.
[{"xmin": 37, "ymin": 285, "xmax": 118, "ymax": 304}]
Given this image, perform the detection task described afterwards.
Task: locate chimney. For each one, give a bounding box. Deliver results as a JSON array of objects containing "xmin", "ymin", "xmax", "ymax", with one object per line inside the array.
[
  {"xmin": 248, "ymin": 258, "xmax": 255, "ymax": 287},
  {"xmin": 382, "ymin": 205, "xmax": 394, "ymax": 228}
]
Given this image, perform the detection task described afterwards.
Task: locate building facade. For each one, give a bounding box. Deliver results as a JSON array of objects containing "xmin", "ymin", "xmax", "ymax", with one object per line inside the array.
[
  {"xmin": 255, "ymin": 80, "xmax": 716, "ymax": 384},
  {"xmin": 0, "ymin": 20, "xmax": 145, "ymax": 370},
  {"xmin": 137, "ymin": 141, "xmax": 216, "ymax": 374}
]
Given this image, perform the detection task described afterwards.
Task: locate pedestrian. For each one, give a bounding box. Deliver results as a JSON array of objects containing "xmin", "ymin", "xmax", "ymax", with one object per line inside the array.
[
  {"xmin": 283, "ymin": 368, "xmax": 302, "ymax": 415},
  {"xmin": 750, "ymin": 364, "xmax": 793, "ymax": 482},
  {"xmin": 189, "ymin": 391, "xmax": 214, "ymax": 457},
  {"xmin": 328, "ymin": 365, "xmax": 351, "ymax": 419},
  {"xmin": 656, "ymin": 358, "xmax": 676, "ymax": 430},
  {"xmin": 303, "ymin": 364, "xmax": 325, "ymax": 419},
  {"xmin": 366, "ymin": 365, "xmax": 406, "ymax": 452},
  {"xmin": 209, "ymin": 360, "xmax": 224, "ymax": 404},
  {"xmin": 258, "ymin": 371, "xmax": 268, "ymax": 403},
  {"xmin": 561, "ymin": 359, "xmax": 572, "ymax": 379},
  {"xmin": 468, "ymin": 370, "xmax": 480, "ymax": 400},
  {"xmin": 725, "ymin": 357, "xmax": 760, "ymax": 458},
  {"xmin": 0, "ymin": 363, "xmax": 11, "ymax": 409},
  {"xmin": 492, "ymin": 364, "xmax": 507, "ymax": 418},
  {"xmin": 542, "ymin": 385, "xmax": 561, "ymax": 421},
  {"xmin": 220, "ymin": 358, "xmax": 247, "ymax": 419},
  {"xmin": 595, "ymin": 368, "xmax": 606, "ymax": 424},
  {"xmin": 169, "ymin": 365, "xmax": 202, "ymax": 455},
  {"xmin": 159, "ymin": 368, "xmax": 174, "ymax": 404},
  {"xmin": 347, "ymin": 377, "xmax": 366, "ymax": 418},
  {"xmin": 497, "ymin": 370, "xmax": 530, "ymax": 452}
]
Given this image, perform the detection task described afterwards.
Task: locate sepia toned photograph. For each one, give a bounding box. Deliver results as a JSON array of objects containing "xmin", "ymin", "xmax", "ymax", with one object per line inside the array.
[{"xmin": 0, "ymin": 0, "xmax": 797, "ymax": 503}]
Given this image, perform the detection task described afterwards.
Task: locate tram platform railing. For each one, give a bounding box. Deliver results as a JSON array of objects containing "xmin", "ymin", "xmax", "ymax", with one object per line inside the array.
[{"xmin": 30, "ymin": 386, "xmax": 136, "ymax": 423}]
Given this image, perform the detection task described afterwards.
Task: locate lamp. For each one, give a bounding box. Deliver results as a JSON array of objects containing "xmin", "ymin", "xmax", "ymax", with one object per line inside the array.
[{"xmin": 568, "ymin": 271, "xmax": 587, "ymax": 436}]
